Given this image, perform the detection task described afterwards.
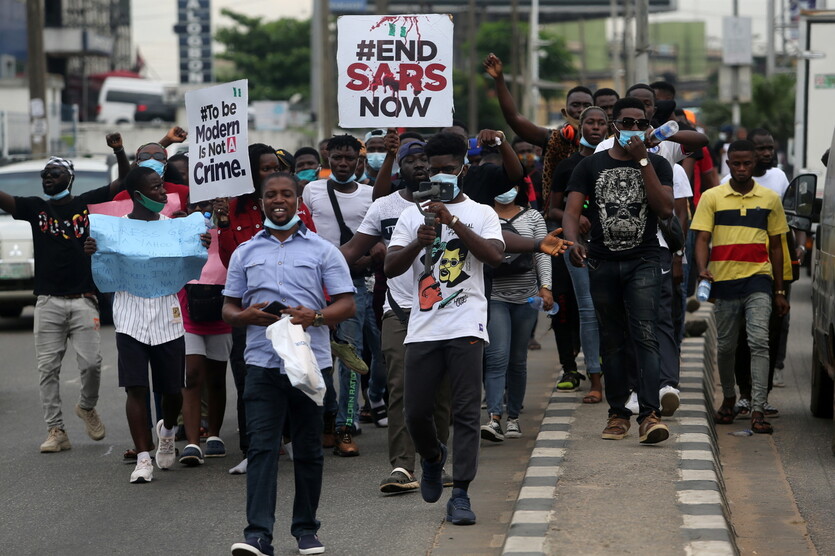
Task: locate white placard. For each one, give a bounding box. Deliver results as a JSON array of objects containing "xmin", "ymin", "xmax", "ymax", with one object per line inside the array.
[
  {"xmin": 185, "ymin": 79, "xmax": 253, "ymax": 203},
  {"xmin": 337, "ymin": 14, "xmax": 454, "ymax": 128}
]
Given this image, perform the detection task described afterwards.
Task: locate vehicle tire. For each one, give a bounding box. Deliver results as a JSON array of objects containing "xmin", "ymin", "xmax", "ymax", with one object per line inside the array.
[
  {"xmin": 0, "ymin": 306, "xmax": 23, "ymax": 318},
  {"xmin": 811, "ymin": 339, "xmax": 834, "ymax": 418}
]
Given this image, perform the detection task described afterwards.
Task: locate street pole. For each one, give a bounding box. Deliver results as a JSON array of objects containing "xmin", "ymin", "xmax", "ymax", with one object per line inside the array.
[
  {"xmin": 467, "ymin": 0, "xmax": 478, "ymax": 133},
  {"xmin": 610, "ymin": 0, "xmax": 622, "ymax": 92},
  {"xmin": 525, "ymin": 0, "xmax": 540, "ymax": 121},
  {"xmin": 312, "ymin": 0, "xmax": 334, "ymax": 140},
  {"xmin": 26, "ymin": 0, "xmax": 47, "ymax": 157},
  {"xmin": 766, "ymin": 0, "xmax": 776, "ymax": 77},
  {"xmin": 511, "ymin": 0, "xmax": 521, "ymax": 104},
  {"xmin": 311, "ymin": 0, "xmax": 323, "ymax": 139},
  {"xmin": 623, "ymin": 0, "xmax": 635, "ymax": 87},
  {"xmin": 635, "ymin": 0, "xmax": 649, "ymax": 83},
  {"xmin": 732, "ymin": 0, "xmax": 741, "ymax": 127}
]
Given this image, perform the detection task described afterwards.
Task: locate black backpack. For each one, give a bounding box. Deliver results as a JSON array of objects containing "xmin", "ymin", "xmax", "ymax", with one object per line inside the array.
[{"xmin": 494, "ymin": 209, "xmax": 535, "ymax": 278}]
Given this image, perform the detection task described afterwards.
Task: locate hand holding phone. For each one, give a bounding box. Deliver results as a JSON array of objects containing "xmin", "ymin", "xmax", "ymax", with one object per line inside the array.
[{"xmin": 262, "ymin": 301, "xmax": 289, "ymax": 316}]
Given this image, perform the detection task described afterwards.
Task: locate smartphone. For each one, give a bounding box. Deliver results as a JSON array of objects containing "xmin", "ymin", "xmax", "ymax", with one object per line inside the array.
[{"xmin": 262, "ymin": 301, "xmax": 289, "ymax": 316}]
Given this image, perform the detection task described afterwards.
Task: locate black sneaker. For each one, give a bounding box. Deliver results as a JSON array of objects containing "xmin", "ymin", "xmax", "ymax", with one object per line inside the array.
[
  {"xmin": 420, "ymin": 443, "xmax": 447, "ymax": 503},
  {"xmin": 480, "ymin": 418, "xmax": 504, "ymax": 442},
  {"xmin": 297, "ymin": 534, "xmax": 325, "ymax": 555},
  {"xmin": 446, "ymin": 488, "xmax": 476, "ymax": 525},
  {"xmin": 371, "ymin": 404, "xmax": 388, "ymax": 427},
  {"xmin": 380, "ymin": 467, "xmax": 419, "ymax": 494},
  {"xmin": 557, "ymin": 371, "xmax": 585, "ymax": 392}
]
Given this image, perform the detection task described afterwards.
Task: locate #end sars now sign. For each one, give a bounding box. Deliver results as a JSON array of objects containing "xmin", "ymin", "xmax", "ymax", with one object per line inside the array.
[{"xmin": 337, "ymin": 14, "xmax": 454, "ymax": 128}]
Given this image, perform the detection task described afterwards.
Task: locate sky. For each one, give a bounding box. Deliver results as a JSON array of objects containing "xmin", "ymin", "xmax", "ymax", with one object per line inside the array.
[{"xmin": 131, "ymin": 0, "xmax": 795, "ymax": 85}]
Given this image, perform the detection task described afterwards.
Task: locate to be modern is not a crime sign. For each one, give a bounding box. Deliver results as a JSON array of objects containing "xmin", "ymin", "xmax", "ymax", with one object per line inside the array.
[{"xmin": 337, "ymin": 14, "xmax": 454, "ymax": 128}]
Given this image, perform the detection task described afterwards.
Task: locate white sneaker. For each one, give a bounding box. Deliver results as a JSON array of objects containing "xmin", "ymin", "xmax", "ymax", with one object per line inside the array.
[
  {"xmin": 773, "ymin": 369, "xmax": 786, "ymax": 388},
  {"xmin": 659, "ymin": 386, "xmax": 681, "ymax": 417},
  {"xmin": 154, "ymin": 420, "xmax": 176, "ymax": 470},
  {"xmin": 130, "ymin": 458, "xmax": 153, "ymax": 483},
  {"xmin": 229, "ymin": 458, "xmax": 248, "ymax": 475},
  {"xmin": 505, "ymin": 418, "xmax": 522, "ymax": 438},
  {"xmin": 626, "ymin": 392, "xmax": 639, "ymax": 415}
]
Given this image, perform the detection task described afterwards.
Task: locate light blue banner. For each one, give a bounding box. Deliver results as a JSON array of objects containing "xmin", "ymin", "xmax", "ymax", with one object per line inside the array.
[{"xmin": 90, "ymin": 213, "xmax": 208, "ymax": 298}]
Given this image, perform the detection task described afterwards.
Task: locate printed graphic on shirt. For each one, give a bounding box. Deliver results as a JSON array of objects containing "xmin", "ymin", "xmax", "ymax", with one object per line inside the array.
[
  {"xmin": 418, "ymin": 237, "xmax": 471, "ymax": 311},
  {"xmin": 37, "ymin": 209, "xmax": 90, "ymax": 240},
  {"xmin": 594, "ymin": 167, "xmax": 648, "ymax": 252}
]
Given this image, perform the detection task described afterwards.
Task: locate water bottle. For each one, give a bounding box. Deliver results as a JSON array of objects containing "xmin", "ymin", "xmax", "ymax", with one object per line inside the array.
[
  {"xmin": 651, "ymin": 120, "xmax": 679, "ymax": 142},
  {"xmin": 203, "ymin": 211, "xmax": 216, "ymax": 230},
  {"xmin": 528, "ymin": 296, "xmax": 559, "ymax": 316},
  {"xmin": 696, "ymin": 279, "xmax": 711, "ymax": 302}
]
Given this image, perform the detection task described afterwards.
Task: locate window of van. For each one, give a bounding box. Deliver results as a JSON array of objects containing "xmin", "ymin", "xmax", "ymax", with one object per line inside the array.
[{"xmin": 105, "ymin": 91, "xmax": 165, "ymax": 105}]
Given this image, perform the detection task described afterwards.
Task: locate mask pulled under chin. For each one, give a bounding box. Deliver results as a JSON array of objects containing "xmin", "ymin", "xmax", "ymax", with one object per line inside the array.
[
  {"xmin": 136, "ymin": 191, "xmax": 166, "ymax": 213},
  {"xmin": 561, "ymin": 108, "xmax": 580, "ymax": 130},
  {"xmin": 330, "ymin": 174, "xmax": 355, "ymax": 185},
  {"xmin": 45, "ymin": 188, "xmax": 71, "ymax": 201},
  {"xmin": 263, "ymin": 214, "xmax": 300, "ymax": 231}
]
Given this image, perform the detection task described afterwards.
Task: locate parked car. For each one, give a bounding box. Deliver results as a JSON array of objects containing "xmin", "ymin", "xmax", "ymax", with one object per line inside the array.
[
  {"xmin": 96, "ymin": 77, "xmax": 173, "ymax": 125},
  {"xmin": 0, "ymin": 157, "xmax": 116, "ymax": 318},
  {"xmin": 134, "ymin": 98, "xmax": 177, "ymax": 124}
]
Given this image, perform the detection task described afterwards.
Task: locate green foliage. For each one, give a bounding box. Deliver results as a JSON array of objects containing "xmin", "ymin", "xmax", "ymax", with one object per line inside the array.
[
  {"xmin": 451, "ymin": 70, "xmax": 505, "ymax": 132},
  {"xmin": 700, "ymin": 73, "xmax": 796, "ymax": 146},
  {"xmin": 214, "ymin": 10, "xmax": 311, "ymax": 101}
]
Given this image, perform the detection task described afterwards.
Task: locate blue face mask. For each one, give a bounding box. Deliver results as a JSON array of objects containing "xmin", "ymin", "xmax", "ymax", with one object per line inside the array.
[
  {"xmin": 579, "ymin": 136, "xmax": 595, "ymax": 149},
  {"xmin": 366, "ymin": 152, "xmax": 386, "ymax": 170},
  {"xmin": 617, "ymin": 130, "xmax": 645, "ymax": 148},
  {"xmin": 431, "ymin": 171, "xmax": 461, "ymax": 202},
  {"xmin": 264, "ymin": 214, "xmax": 301, "ymax": 231},
  {"xmin": 494, "ymin": 187, "xmax": 518, "ymax": 204},
  {"xmin": 330, "ymin": 173, "xmax": 355, "ymax": 185},
  {"xmin": 138, "ymin": 159, "xmax": 165, "ymax": 178},
  {"xmin": 295, "ymin": 168, "xmax": 318, "ymax": 182},
  {"xmin": 357, "ymin": 172, "xmax": 368, "ymax": 183},
  {"xmin": 45, "ymin": 188, "xmax": 71, "ymax": 201}
]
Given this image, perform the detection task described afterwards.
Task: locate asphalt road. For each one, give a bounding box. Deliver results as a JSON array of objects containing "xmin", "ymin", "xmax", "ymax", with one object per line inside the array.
[{"xmin": 764, "ymin": 275, "xmax": 835, "ymax": 554}]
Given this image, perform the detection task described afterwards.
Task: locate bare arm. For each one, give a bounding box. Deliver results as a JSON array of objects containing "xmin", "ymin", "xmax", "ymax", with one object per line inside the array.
[
  {"xmin": 340, "ymin": 231, "xmax": 383, "ymax": 265},
  {"xmin": 385, "ymin": 227, "xmax": 434, "ymax": 278},
  {"xmin": 695, "ymin": 230, "xmax": 713, "ymax": 280},
  {"xmin": 106, "ymin": 132, "xmax": 128, "ymax": 198},
  {"xmin": 284, "ymin": 292, "xmax": 356, "ymax": 329},
  {"xmin": 372, "ymin": 128, "xmax": 399, "ymax": 200},
  {"xmin": 666, "ymin": 130, "xmax": 709, "ymax": 153},
  {"xmin": 564, "ymin": 191, "xmax": 586, "ymax": 267},
  {"xmin": 769, "ymin": 234, "xmax": 790, "ymax": 317},
  {"xmin": 0, "ymin": 190, "xmax": 15, "ymax": 215},
  {"xmin": 479, "ymin": 129, "xmax": 524, "ymax": 183},
  {"xmin": 623, "ymin": 139, "xmax": 673, "ymax": 219},
  {"xmin": 158, "ymin": 126, "xmax": 187, "ymax": 148},
  {"xmin": 222, "ymin": 297, "xmax": 279, "ymax": 328},
  {"xmin": 483, "ymin": 54, "xmax": 549, "ymax": 147}
]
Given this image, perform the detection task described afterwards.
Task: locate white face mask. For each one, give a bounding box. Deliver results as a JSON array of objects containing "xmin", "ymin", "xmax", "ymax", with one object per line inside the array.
[{"xmin": 494, "ymin": 187, "xmax": 518, "ymax": 204}]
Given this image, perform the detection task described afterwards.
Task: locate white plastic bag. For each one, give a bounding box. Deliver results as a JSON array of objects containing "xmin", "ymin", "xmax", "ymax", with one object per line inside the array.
[{"xmin": 265, "ymin": 317, "xmax": 325, "ymax": 406}]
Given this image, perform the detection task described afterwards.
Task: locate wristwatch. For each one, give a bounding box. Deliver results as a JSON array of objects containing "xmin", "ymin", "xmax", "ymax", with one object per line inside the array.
[
  {"xmin": 639, "ymin": 158, "xmax": 649, "ymax": 167},
  {"xmin": 774, "ymin": 290, "xmax": 786, "ymax": 296},
  {"xmin": 312, "ymin": 311, "xmax": 325, "ymax": 327}
]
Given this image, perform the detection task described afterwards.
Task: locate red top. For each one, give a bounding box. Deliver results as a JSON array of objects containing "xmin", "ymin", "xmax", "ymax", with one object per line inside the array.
[
  {"xmin": 218, "ymin": 193, "xmax": 316, "ymax": 267},
  {"xmin": 692, "ymin": 146, "xmax": 715, "ymax": 207}
]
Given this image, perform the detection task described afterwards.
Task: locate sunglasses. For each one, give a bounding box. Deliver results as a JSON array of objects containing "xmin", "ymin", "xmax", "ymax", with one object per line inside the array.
[
  {"xmin": 137, "ymin": 152, "xmax": 167, "ymax": 162},
  {"xmin": 40, "ymin": 168, "xmax": 67, "ymax": 179},
  {"xmin": 614, "ymin": 118, "xmax": 651, "ymax": 131}
]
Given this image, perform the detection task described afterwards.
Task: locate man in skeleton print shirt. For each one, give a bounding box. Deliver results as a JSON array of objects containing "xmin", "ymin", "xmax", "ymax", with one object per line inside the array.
[{"xmin": 562, "ymin": 97, "xmax": 675, "ymax": 445}]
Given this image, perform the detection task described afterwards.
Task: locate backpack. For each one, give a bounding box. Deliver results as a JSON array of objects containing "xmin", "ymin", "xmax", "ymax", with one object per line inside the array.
[{"xmin": 493, "ymin": 209, "xmax": 535, "ymax": 278}]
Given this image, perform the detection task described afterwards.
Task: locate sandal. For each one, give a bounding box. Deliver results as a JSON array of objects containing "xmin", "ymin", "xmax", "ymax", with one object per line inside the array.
[
  {"xmin": 751, "ymin": 412, "xmax": 773, "ymax": 434},
  {"xmin": 583, "ymin": 389, "xmax": 603, "ymax": 404},
  {"xmin": 714, "ymin": 397, "xmax": 736, "ymax": 425}
]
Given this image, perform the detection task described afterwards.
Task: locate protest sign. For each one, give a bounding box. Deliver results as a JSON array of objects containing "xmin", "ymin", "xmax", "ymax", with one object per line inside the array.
[
  {"xmin": 89, "ymin": 212, "xmax": 208, "ymax": 298},
  {"xmin": 185, "ymin": 79, "xmax": 252, "ymax": 203},
  {"xmin": 88, "ymin": 196, "xmax": 182, "ymax": 218},
  {"xmin": 337, "ymin": 14, "xmax": 454, "ymax": 128}
]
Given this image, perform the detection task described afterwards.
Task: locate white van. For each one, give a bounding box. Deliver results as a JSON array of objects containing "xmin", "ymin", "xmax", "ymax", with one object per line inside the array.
[{"xmin": 96, "ymin": 77, "xmax": 173, "ymax": 125}]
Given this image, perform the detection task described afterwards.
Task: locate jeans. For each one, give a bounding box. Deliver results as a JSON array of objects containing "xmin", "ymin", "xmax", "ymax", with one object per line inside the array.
[
  {"xmin": 243, "ymin": 365, "xmax": 324, "ymax": 545},
  {"xmin": 588, "ymin": 257, "xmax": 662, "ymax": 422},
  {"xmin": 381, "ymin": 311, "xmax": 450, "ymax": 471},
  {"xmin": 563, "ymin": 250, "xmax": 601, "ymax": 374},
  {"xmin": 715, "ymin": 292, "xmax": 772, "ymax": 413},
  {"xmin": 33, "ymin": 295, "xmax": 102, "ymax": 429},
  {"xmin": 334, "ymin": 278, "xmax": 385, "ymax": 430},
  {"xmin": 484, "ymin": 300, "xmax": 539, "ymax": 418}
]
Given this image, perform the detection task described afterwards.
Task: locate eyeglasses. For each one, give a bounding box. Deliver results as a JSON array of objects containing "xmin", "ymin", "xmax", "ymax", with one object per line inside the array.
[
  {"xmin": 614, "ymin": 118, "xmax": 651, "ymax": 131},
  {"xmin": 40, "ymin": 168, "xmax": 67, "ymax": 179},
  {"xmin": 137, "ymin": 152, "xmax": 167, "ymax": 162}
]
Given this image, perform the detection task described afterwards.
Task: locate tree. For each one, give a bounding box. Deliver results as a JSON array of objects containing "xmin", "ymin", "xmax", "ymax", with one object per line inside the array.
[
  {"xmin": 700, "ymin": 73, "xmax": 796, "ymax": 147},
  {"xmin": 214, "ymin": 10, "xmax": 311, "ymax": 101}
]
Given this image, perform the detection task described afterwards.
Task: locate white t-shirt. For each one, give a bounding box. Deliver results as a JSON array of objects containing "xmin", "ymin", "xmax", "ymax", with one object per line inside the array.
[
  {"xmin": 389, "ymin": 196, "xmax": 504, "ymax": 344},
  {"xmin": 720, "ymin": 167, "xmax": 789, "ymax": 199},
  {"xmin": 356, "ymin": 191, "xmax": 415, "ymax": 312},
  {"xmin": 657, "ymin": 163, "xmax": 694, "ymax": 250},
  {"xmin": 301, "ymin": 178, "xmax": 373, "ymax": 248},
  {"xmin": 596, "ymin": 137, "xmax": 686, "ymax": 167}
]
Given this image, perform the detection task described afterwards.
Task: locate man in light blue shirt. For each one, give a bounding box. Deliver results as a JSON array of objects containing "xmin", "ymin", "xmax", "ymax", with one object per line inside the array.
[{"xmin": 223, "ymin": 172, "xmax": 355, "ymax": 556}]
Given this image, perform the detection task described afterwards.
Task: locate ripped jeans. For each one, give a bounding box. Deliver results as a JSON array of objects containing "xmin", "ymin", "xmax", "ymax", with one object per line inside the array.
[{"xmin": 588, "ymin": 256, "xmax": 662, "ymax": 422}]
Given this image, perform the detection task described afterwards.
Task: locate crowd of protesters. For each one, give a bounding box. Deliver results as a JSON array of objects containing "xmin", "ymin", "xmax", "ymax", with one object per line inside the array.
[{"xmin": 0, "ymin": 48, "xmax": 804, "ymax": 556}]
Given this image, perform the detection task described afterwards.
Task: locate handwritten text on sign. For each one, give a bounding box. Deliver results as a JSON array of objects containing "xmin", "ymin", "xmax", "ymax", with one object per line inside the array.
[
  {"xmin": 185, "ymin": 80, "xmax": 252, "ymax": 203},
  {"xmin": 89, "ymin": 213, "xmax": 208, "ymax": 298},
  {"xmin": 337, "ymin": 14, "xmax": 453, "ymax": 128}
]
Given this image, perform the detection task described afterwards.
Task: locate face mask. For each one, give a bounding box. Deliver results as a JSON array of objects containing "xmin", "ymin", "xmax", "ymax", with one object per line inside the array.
[
  {"xmin": 295, "ymin": 168, "xmax": 318, "ymax": 182},
  {"xmin": 264, "ymin": 214, "xmax": 300, "ymax": 231},
  {"xmin": 138, "ymin": 159, "xmax": 165, "ymax": 178},
  {"xmin": 357, "ymin": 172, "xmax": 368, "ymax": 183},
  {"xmin": 366, "ymin": 152, "xmax": 386, "ymax": 170},
  {"xmin": 431, "ymin": 170, "xmax": 461, "ymax": 203},
  {"xmin": 579, "ymin": 136, "xmax": 595, "ymax": 149},
  {"xmin": 617, "ymin": 130, "xmax": 645, "ymax": 149},
  {"xmin": 494, "ymin": 188, "xmax": 518, "ymax": 204},
  {"xmin": 330, "ymin": 173, "xmax": 355, "ymax": 185},
  {"xmin": 136, "ymin": 191, "xmax": 166, "ymax": 213},
  {"xmin": 45, "ymin": 188, "xmax": 71, "ymax": 201}
]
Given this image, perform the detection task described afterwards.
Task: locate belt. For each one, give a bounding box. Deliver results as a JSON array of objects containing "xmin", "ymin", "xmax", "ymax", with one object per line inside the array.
[{"xmin": 54, "ymin": 293, "xmax": 97, "ymax": 299}]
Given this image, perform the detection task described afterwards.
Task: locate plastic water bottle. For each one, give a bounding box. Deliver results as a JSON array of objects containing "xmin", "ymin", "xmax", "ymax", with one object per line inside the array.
[
  {"xmin": 696, "ymin": 279, "xmax": 711, "ymax": 302},
  {"xmin": 651, "ymin": 120, "xmax": 679, "ymax": 142},
  {"xmin": 203, "ymin": 211, "xmax": 216, "ymax": 229},
  {"xmin": 528, "ymin": 296, "xmax": 559, "ymax": 316}
]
